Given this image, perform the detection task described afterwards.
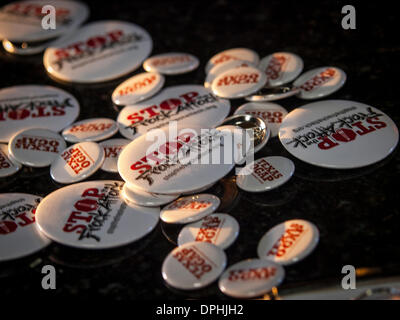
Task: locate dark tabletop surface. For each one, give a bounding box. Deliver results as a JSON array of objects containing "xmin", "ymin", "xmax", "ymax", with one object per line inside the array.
[{"xmin": 0, "ymin": 0, "xmax": 399, "ymax": 300}]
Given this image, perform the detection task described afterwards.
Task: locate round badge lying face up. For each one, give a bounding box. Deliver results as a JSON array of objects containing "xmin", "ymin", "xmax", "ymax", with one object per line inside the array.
[
  {"xmin": 236, "ymin": 156, "xmax": 295, "ymax": 192},
  {"xmin": 205, "ymin": 48, "xmax": 260, "ymax": 74},
  {"xmin": 259, "ymin": 52, "xmax": 304, "ymax": 87},
  {"xmin": 0, "ymin": 193, "xmax": 51, "ymax": 262},
  {"xmin": 122, "ymin": 182, "xmax": 179, "ymax": 207},
  {"xmin": 44, "ymin": 20, "xmax": 153, "ymax": 83},
  {"xmin": 99, "ymin": 138, "xmax": 130, "ymax": 173},
  {"xmin": 143, "ymin": 52, "xmax": 199, "ymax": 75},
  {"xmin": 211, "ymin": 66, "xmax": 267, "ymax": 99},
  {"xmin": 204, "ymin": 60, "xmax": 255, "ymax": 89},
  {"xmin": 218, "ymin": 259, "xmax": 285, "ymax": 298},
  {"xmin": 247, "ymin": 67, "xmax": 346, "ymax": 102},
  {"xmin": 0, "ymin": 0, "xmax": 89, "ymax": 42},
  {"xmin": 0, "ymin": 143, "xmax": 22, "ymax": 178},
  {"xmin": 0, "ymin": 85, "xmax": 80, "ymax": 143},
  {"xmin": 50, "ymin": 141, "xmax": 105, "ymax": 184},
  {"xmin": 234, "ymin": 102, "xmax": 288, "ymax": 137},
  {"xmin": 257, "ymin": 219, "xmax": 319, "ymax": 265},
  {"xmin": 9, "ymin": 128, "xmax": 66, "ymax": 167},
  {"xmin": 177, "ymin": 213, "xmax": 239, "ymax": 249},
  {"xmin": 112, "ymin": 72, "xmax": 165, "ymax": 106},
  {"xmin": 279, "ymin": 100, "xmax": 399, "ymax": 169},
  {"xmin": 118, "ymin": 125, "xmax": 246, "ymax": 194},
  {"xmin": 35, "ymin": 181, "xmax": 159, "ymax": 249},
  {"xmin": 160, "ymin": 194, "xmax": 220, "ymax": 224},
  {"xmin": 117, "ymin": 85, "xmax": 230, "ymax": 140},
  {"xmin": 162, "ymin": 241, "xmax": 227, "ymax": 290},
  {"xmin": 62, "ymin": 118, "xmax": 118, "ymax": 143}
]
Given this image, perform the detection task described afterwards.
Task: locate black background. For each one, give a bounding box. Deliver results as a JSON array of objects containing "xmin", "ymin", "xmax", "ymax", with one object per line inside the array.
[{"xmin": 0, "ymin": 0, "xmax": 399, "ymax": 300}]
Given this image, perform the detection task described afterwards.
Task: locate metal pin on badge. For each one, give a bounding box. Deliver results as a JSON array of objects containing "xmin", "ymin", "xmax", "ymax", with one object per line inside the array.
[
  {"xmin": 246, "ymin": 66, "xmax": 346, "ymax": 102},
  {"xmin": 220, "ymin": 114, "xmax": 270, "ymax": 153},
  {"xmin": 234, "ymin": 102, "xmax": 288, "ymax": 138}
]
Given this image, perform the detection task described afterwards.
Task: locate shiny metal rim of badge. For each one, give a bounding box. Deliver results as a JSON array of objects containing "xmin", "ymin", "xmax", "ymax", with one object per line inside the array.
[
  {"xmin": 62, "ymin": 118, "xmax": 118, "ymax": 143},
  {"xmin": 2, "ymin": 23, "xmax": 82, "ymax": 56},
  {"xmin": 35, "ymin": 180, "xmax": 160, "ymax": 249},
  {"xmin": 259, "ymin": 52, "xmax": 304, "ymax": 88},
  {"xmin": 279, "ymin": 100, "xmax": 399, "ymax": 169},
  {"xmin": 122, "ymin": 182, "xmax": 180, "ymax": 207},
  {"xmin": 236, "ymin": 156, "xmax": 295, "ymax": 192},
  {"xmin": 211, "ymin": 66, "xmax": 267, "ymax": 99},
  {"xmin": 112, "ymin": 72, "xmax": 165, "ymax": 106},
  {"xmin": 177, "ymin": 213, "xmax": 239, "ymax": 250},
  {"xmin": 117, "ymin": 85, "xmax": 231, "ymax": 141},
  {"xmin": 43, "ymin": 20, "xmax": 153, "ymax": 83},
  {"xmin": 234, "ymin": 102, "xmax": 288, "ymax": 138},
  {"xmin": 0, "ymin": 143, "xmax": 22, "ymax": 178},
  {"xmin": 0, "ymin": 193, "xmax": 51, "ymax": 262},
  {"xmin": 0, "ymin": 0, "xmax": 89, "ymax": 43},
  {"xmin": 8, "ymin": 128, "xmax": 66, "ymax": 168},
  {"xmin": 99, "ymin": 138, "xmax": 130, "ymax": 173},
  {"xmin": 205, "ymin": 47, "xmax": 260, "ymax": 74},
  {"xmin": 220, "ymin": 114, "xmax": 270, "ymax": 153},
  {"xmin": 162, "ymin": 241, "xmax": 227, "ymax": 290},
  {"xmin": 50, "ymin": 141, "xmax": 105, "ymax": 184},
  {"xmin": 257, "ymin": 219, "xmax": 320, "ymax": 266},
  {"xmin": 143, "ymin": 52, "xmax": 200, "ymax": 75},
  {"xmin": 0, "ymin": 85, "xmax": 80, "ymax": 143},
  {"xmin": 246, "ymin": 66, "xmax": 347, "ymax": 102},
  {"xmin": 204, "ymin": 59, "xmax": 256, "ymax": 89},
  {"xmin": 218, "ymin": 258, "xmax": 285, "ymax": 298},
  {"xmin": 117, "ymin": 125, "xmax": 240, "ymax": 194},
  {"xmin": 160, "ymin": 194, "xmax": 221, "ymax": 224}
]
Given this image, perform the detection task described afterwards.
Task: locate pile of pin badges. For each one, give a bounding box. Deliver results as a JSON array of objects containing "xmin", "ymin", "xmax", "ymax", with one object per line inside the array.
[{"xmin": 0, "ymin": 0, "xmax": 399, "ymax": 300}]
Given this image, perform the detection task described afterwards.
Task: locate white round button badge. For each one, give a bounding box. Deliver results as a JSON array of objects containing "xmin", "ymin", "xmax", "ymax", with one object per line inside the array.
[
  {"xmin": 204, "ymin": 60, "xmax": 255, "ymax": 89},
  {"xmin": 62, "ymin": 118, "xmax": 118, "ymax": 143},
  {"xmin": 259, "ymin": 52, "xmax": 304, "ymax": 87},
  {"xmin": 35, "ymin": 181, "xmax": 159, "ymax": 249},
  {"xmin": 118, "ymin": 125, "xmax": 243, "ymax": 194},
  {"xmin": 44, "ymin": 20, "xmax": 153, "ymax": 83},
  {"xmin": 205, "ymin": 48, "xmax": 260, "ymax": 74},
  {"xmin": 177, "ymin": 213, "xmax": 239, "ymax": 249},
  {"xmin": 218, "ymin": 259, "xmax": 285, "ymax": 298},
  {"xmin": 234, "ymin": 102, "xmax": 288, "ymax": 137},
  {"xmin": 50, "ymin": 141, "xmax": 105, "ymax": 184},
  {"xmin": 0, "ymin": 85, "xmax": 80, "ymax": 143},
  {"xmin": 236, "ymin": 156, "xmax": 295, "ymax": 192},
  {"xmin": 143, "ymin": 52, "xmax": 199, "ymax": 75},
  {"xmin": 0, "ymin": 143, "xmax": 22, "ymax": 178},
  {"xmin": 257, "ymin": 219, "xmax": 319, "ymax": 266},
  {"xmin": 117, "ymin": 85, "xmax": 230, "ymax": 141},
  {"xmin": 8, "ymin": 128, "xmax": 66, "ymax": 167},
  {"xmin": 0, "ymin": 193, "xmax": 51, "ymax": 262},
  {"xmin": 99, "ymin": 138, "xmax": 130, "ymax": 173},
  {"xmin": 112, "ymin": 72, "xmax": 165, "ymax": 106},
  {"xmin": 211, "ymin": 66, "xmax": 267, "ymax": 99},
  {"xmin": 160, "ymin": 194, "xmax": 220, "ymax": 224},
  {"xmin": 279, "ymin": 100, "xmax": 399, "ymax": 169},
  {"xmin": 122, "ymin": 182, "xmax": 179, "ymax": 207},
  {"xmin": 0, "ymin": 0, "xmax": 89, "ymax": 42},
  {"xmin": 292, "ymin": 66, "xmax": 347, "ymax": 100},
  {"xmin": 162, "ymin": 241, "xmax": 227, "ymax": 290}
]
